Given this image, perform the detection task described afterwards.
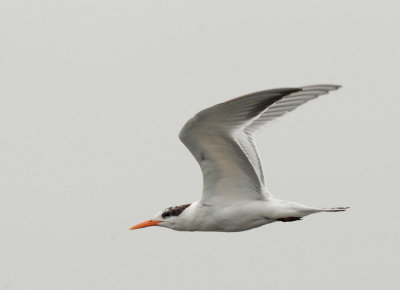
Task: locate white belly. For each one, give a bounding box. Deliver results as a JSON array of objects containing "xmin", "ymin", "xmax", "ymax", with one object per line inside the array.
[{"xmin": 173, "ymin": 201, "xmax": 278, "ymax": 232}]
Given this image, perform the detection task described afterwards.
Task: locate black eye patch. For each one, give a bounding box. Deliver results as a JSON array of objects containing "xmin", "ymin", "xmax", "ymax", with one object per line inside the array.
[{"xmin": 161, "ymin": 204, "xmax": 191, "ymax": 218}]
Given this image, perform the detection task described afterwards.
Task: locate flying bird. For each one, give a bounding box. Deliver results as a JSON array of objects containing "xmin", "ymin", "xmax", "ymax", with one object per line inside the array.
[{"xmin": 130, "ymin": 85, "xmax": 348, "ymax": 232}]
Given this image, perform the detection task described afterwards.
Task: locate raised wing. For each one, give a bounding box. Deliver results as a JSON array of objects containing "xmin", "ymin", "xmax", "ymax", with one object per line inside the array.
[{"xmin": 179, "ymin": 85, "xmax": 341, "ymax": 205}]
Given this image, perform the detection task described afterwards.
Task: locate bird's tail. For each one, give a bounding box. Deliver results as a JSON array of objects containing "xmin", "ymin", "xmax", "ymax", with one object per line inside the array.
[{"xmin": 319, "ymin": 207, "xmax": 349, "ymax": 212}]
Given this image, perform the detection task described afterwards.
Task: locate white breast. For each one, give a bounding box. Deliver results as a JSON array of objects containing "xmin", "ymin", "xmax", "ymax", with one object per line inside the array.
[{"xmin": 168, "ymin": 201, "xmax": 276, "ymax": 232}]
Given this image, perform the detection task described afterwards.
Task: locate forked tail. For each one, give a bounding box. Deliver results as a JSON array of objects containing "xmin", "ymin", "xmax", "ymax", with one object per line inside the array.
[{"xmin": 320, "ymin": 207, "xmax": 349, "ymax": 212}]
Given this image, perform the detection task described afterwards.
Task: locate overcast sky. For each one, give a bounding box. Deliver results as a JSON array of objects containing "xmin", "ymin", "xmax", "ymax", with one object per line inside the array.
[{"xmin": 1, "ymin": 1, "xmax": 399, "ymax": 290}]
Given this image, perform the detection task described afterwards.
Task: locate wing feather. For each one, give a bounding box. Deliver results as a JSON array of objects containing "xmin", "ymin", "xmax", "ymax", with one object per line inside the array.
[{"xmin": 180, "ymin": 85, "xmax": 341, "ymax": 205}]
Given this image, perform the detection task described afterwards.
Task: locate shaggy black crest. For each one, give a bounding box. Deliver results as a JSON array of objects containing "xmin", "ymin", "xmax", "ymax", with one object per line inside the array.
[{"xmin": 161, "ymin": 204, "xmax": 191, "ymax": 218}]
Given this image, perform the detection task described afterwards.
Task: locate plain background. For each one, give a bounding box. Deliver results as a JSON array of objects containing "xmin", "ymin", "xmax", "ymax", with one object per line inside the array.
[{"xmin": 1, "ymin": 1, "xmax": 399, "ymax": 289}]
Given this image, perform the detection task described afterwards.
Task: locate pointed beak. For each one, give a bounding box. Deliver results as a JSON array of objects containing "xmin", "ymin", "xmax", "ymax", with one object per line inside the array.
[{"xmin": 129, "ymin": 219, "xmax": 163, "ymax": 230}]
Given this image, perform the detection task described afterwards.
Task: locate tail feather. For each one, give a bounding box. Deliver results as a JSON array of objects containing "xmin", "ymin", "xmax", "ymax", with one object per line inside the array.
[{"xmin": 320, "ymin": 207, "xmax": 349, "ymax": 212}]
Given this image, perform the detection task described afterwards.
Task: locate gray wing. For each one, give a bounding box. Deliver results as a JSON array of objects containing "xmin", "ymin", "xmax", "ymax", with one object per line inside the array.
[{"xmin": 179, "ymin": 85, "xmax": 341, "ymax": 205}]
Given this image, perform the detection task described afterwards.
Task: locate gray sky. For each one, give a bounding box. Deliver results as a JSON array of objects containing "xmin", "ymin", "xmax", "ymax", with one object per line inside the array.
[{"xmin": 1, "ymin": 1, "xmax": 399, "ymax": 289}]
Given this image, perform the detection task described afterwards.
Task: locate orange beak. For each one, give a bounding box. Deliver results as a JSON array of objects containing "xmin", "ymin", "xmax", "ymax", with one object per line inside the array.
[{"xmin": 129, "ymin": 219, "xmax": 163, "ymax": 230}]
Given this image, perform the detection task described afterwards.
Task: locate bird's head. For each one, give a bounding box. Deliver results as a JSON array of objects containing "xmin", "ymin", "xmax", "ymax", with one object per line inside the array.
[{"xmin": 129, "ymin": 204, "xmax": 191, "ymax": 230}]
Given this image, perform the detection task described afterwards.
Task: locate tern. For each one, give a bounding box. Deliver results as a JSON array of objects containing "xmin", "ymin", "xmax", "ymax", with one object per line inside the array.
[{"xmin": 130, "ymin": 85, "xmax": 348, "ymax": 232}]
